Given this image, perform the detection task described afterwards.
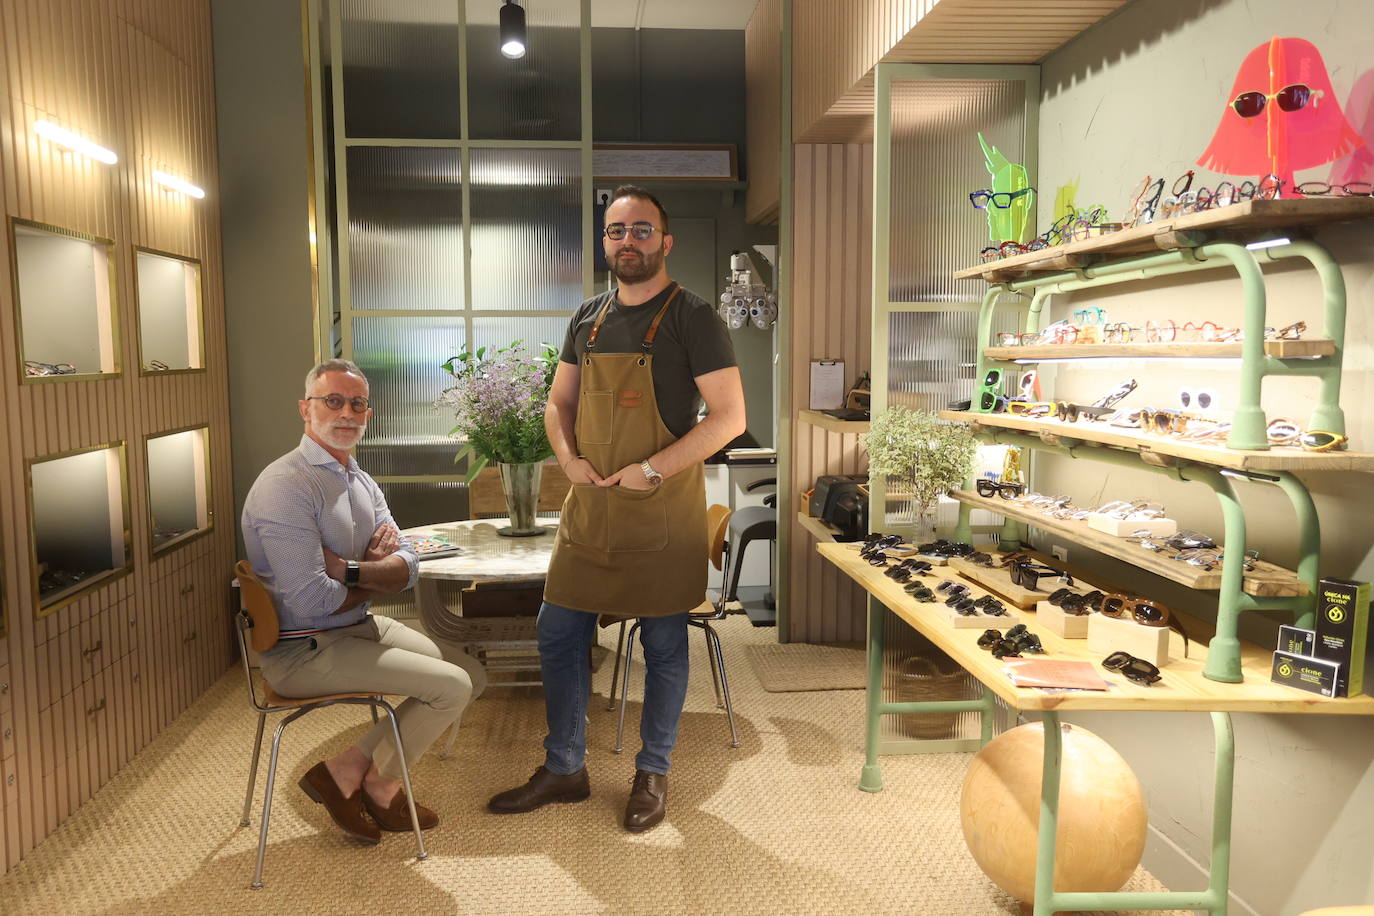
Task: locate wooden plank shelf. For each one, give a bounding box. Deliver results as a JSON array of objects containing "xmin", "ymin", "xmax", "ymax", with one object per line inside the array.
[
  {"xmin": 798, "ymin": 408, "xmax": 869, "ymax": 434},
  {"xmin": 797, "ymin": 512, "xmax": 841, "ymax": 542},
  {"xmin": 985, "ymin": 338, "xmax": 1335, "ymax": 361},
  {"xmin": 818, "ymin": 541, "xmax": 1374, "ymax": 715},
  {"xmin": 945, "ymin": 552, "xmax": 1110, "ymax": 609},
  {"xmin": 955, "ymin": 197, "xmax": 1374, "ymax": 283},
  {"xmin": 948, "ymin": 489, "xmax": 1307, "ymax": 597},
  {"xmin": 938, "ymin": 409, "xmax": 1374, "ymax": 473}
]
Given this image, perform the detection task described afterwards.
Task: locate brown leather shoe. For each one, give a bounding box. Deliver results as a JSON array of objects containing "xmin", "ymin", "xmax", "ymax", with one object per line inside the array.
[
  {"xmin": 623, "ymin": 770, "xmax": 667, "ymax": 833},
  {"xmin": 363, "ymin": 788, "xmax": 439, "ymax": 831},
  {"xmin": 487, "ymin": 766, "xmax": 590, "ymax": 814},
  {"xmin": 298, "ymin": 762, "xmax": 381, "ymax": 844}
]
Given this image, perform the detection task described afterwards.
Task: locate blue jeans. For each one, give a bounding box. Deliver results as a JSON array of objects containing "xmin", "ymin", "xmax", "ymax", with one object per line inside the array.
[{"xmin": 537, "ymin": 601, "xmax": 689, "ymax": 776}]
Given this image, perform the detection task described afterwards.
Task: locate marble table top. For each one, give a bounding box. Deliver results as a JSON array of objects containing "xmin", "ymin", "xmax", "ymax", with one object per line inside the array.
[{"xmin": 402, "ymin": 518, "xmax": 557, "ymax": 583}]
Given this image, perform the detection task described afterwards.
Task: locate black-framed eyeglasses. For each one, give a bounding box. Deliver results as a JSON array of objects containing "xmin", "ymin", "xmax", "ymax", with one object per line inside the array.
[
  {"xmin": 306, "ymin": 394, "xmax": 370, "ymax": 413},
  {"xmin": 968, "ymin": 187, "xmax": 1035, "ymax": 209},
  {"xmin": 1101, "ymin": 651, "xmax": 1162, "ymax": 685},
  {"xmin": 976, "ymin": 479, "xmax": 1025, "ymax": 500},
  {"xmin": 604, "ymin": 221, "xmax": 663, "ymax": 241}
]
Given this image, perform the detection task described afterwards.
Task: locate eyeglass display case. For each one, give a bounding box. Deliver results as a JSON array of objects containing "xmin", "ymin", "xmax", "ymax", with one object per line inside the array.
[
  {"xmin": 26, "ymin": 442, "xmax": 133, "ymax": 614},
  {"xmin": 134, "ymin": 248, "xmax": 205, "ymax": 374},
  {"xmin": 9, "ymin": 219, "xmax": 120, "ymax": 381},
  {"xmin": 144, "ymin": 426, "xmax": 212, "ymax": 554}
]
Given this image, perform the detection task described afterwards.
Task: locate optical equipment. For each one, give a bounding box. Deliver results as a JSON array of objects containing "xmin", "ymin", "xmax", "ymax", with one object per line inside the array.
[
  {"xmin": 500, "ymin": 0, "xmax": 526, "ymax": 59},
  {"xmin": 718, "ymin": 250, "xmax": 777, "ymax": 331}
]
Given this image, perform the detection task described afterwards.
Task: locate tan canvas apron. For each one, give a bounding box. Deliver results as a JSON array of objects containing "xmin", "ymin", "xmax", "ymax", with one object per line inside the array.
[{"xmin": 543, "ymin": 283, "xmax": 708, "ymax": 617}]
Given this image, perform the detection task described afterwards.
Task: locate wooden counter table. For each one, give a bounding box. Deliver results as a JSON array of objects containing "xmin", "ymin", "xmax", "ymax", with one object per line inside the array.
[{"xmin": 817, "ymin": 541, "xmax": 1374, "ymax": 915}]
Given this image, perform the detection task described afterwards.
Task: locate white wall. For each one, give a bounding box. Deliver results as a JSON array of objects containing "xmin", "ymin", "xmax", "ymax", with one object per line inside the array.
[{"xmin": 1036, "ymin": 2, "xmax": 1374, "ymax": 912}]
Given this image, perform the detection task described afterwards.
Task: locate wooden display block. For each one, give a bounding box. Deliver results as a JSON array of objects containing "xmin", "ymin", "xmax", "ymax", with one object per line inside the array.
[
  {"xmin": 945, "ymin": 607, "xmax": 1021, "ymax": 628},
  {"xmin": 947, "ymin": 556, "xmax": 1040, "ymax": 608},
  {"xmin": 1086, "ymin": 514, "xmax": 1178, "ymax": 538},
  {"xmin": 1037, "ymin": 601, "xmax": 1091, "ymax": 639},
  {"xmin": 1088, "ymin": 612, "xmax": 1171, "ymax": 667}
]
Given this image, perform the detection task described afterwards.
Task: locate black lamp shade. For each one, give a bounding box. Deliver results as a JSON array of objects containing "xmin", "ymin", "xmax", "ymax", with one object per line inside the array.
[{"xmin": 500, "ymin": 1, "xmax": 526, "ymax": 59}]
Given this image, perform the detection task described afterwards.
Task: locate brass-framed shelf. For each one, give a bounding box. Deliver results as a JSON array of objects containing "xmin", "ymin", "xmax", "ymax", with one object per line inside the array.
[
  {"xmin": 133, "ymin": 246, "xmax": 208, "ymax": 376},
  {"xmin": 984, "ymin": 338, "xmax": 1335, "ymax": 362},
  {"xmin": 797, "ymin": 408, "xmax": 869, "ymax": 434},
  {"xmin": 144, "ymin": 424, "xmax": 214, "ymax": 556},
  {"xmin": 938, "ymin": 409, "xmax": 1374, "ymax": 473},
  {"xmin": 949, "ymin": 489, "xmax": 1305, "ymax": 597}
]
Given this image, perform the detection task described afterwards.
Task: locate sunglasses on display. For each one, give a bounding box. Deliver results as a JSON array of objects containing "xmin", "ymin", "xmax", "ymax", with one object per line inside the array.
[
  {"xmin": 919, "ymin": 540, "xmax": 976, "ymax": 558},
  {"xmin": 1004, "ymin": 623, "xmax": 1043, "ymax": 653},
  {"xmin": 1301, "ymin": 430, "xmax": 1348, "ymax": 452},
  {"xmin": 904, "ymin": 583, "xmax": 936, "ymax": 601},
  {"xmin": 1008, "ymin": 560, "xmax": 1070, "ymax": 591},
  {"xmin": 1101, "ymin": 651, "xmax": 1162, "ymax": 685},
  {"xmin": 1230, "ymin": 83, "xmax": 1321, "ymax": 118},
  {"xmin": 1048, "ymin": 587, "xmax": 1104, "ymax": 615},
  {"xmin": 1178, "ymin": 388, "xmax": 1217, "ymax": 410},
  {"xmin": 1100, "ymin": 594, "xmax": 1190, "ymax": 657},
  {"xmin": 976, "ymin": 479, "xmax": 1025, "ymax": 500}
]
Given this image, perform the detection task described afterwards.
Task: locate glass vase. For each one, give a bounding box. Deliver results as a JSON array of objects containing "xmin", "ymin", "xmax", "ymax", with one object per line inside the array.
[{"xmin": 497, "ymin": 461, "xmax": 547, "ymax": 537}]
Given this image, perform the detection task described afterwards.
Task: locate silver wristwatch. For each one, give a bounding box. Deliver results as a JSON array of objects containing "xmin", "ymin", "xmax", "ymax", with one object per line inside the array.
[{"xmin": 639, "ymin": 459, "xmax": 663, "ymax": 486}]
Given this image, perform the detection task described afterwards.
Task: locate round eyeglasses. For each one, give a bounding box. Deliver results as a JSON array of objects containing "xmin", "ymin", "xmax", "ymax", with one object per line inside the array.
[{"xmin": 306, "ymin": 394, "xmax": 370, "ymax": 413}]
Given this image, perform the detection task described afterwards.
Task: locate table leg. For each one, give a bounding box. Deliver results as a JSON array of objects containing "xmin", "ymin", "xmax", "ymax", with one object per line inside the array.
[
  {"xmin": 1032, "ymin": 711, "xmax": 1063, "ymax": 916},
  {"xmin": 859, "ymin": 595, "xmax": 886, "ymax": 792}
]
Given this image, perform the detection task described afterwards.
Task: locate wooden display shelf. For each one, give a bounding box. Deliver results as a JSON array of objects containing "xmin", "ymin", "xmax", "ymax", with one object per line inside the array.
[
  {"xmin": 945, "ymin": 552, "xmax": 1111, "ymax": 609},
  {"xmin": 797, "ymin": 512, "xmax": 841, "ymax": 542},
  {"xmin": 949, "ymin": 490, "xmax": 1306, "ymax": 597},
  {"xmin": 955, "ymin": 197, "xmax": 1374, "ymax": 283},
  {"xmin": 938, "ymin": 409, "xmax": 1374, "ymax": 473},
  {"xmin": 818, "ymin": 541, "xmax": 1374, "ymax": 714},
  {"xmin": 797, "ymin": 409, "xmax": 869, "ymax": 434},
  {"xmin": 985, "ymin": 338, "xmax": 1335, "ymax": 361}
]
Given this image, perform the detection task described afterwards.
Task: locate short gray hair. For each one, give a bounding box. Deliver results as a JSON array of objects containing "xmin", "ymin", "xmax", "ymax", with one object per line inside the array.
[{"xmin": 304, "ymin": 358, "xmax": 367, "ymax": 398}]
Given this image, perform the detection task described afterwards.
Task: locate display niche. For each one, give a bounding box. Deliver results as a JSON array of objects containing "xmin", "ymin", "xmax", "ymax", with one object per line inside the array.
[
  {"xmin": 28, "ymin": 443, "xmax": 132, "ymax": 613},
  {"xmin": 11, "ymin": 219, "xmax": 118, "ymax": 380},
  {"xmin": 135, "ymin": 248, "xmax": 204, "ymax": 373},
  {"xmin": 145, "ymin": 426, "xmax": 211, "ymax": 553}
]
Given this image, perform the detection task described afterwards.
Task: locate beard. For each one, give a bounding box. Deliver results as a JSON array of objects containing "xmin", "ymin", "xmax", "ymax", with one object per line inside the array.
[
  {"xmin": 312, "ymin": 416, "xmax": 366, "ymax": 450},
  {"xmin": 609, "ymin": 242, "xmax": 664, "ymax": 284}
]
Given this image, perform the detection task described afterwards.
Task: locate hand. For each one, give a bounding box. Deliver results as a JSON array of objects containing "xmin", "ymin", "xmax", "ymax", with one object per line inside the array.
[
  {"xmin": 599, "ymin": 462, "xmax": 653, "ymax": 490},
  {"xmin": 321, "ymin": 546, "xmax": 347, "ymax": 582},
  {"xmin": 366, "ymin": 523, "xmax": 400, "ymax": 561},
  {"xmin": 563, "ymin": 456, "xmax": 605, "ymax": 486}
]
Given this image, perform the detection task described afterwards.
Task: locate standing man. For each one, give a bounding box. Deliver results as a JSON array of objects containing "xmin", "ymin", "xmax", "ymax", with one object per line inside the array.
[
  {"xmin": 243, "ymin": 359, "xmax": 485, "ymax": 844},
  {"xmin": 487, "ymin": 186, "xmax": 746, "ymax": 832}
]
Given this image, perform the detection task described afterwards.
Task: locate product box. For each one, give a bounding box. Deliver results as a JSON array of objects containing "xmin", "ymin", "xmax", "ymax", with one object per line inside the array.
[
  {"xmin": 1313, "ymin": 577, "xmax": 1369, "ymax": 697},
  {"xmin": 1277, "ymin": 625, "xmax": 1316, "ymax": 658},
  {"xmin": 1270, "ymin": 650, "xmax": 1341, "ymax": 698}
]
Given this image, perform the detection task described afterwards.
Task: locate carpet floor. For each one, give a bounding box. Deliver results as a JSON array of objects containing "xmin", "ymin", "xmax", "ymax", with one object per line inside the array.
[{"xmin": 0, "ymin": 615, "xmax": 1184, "ymax": 915}]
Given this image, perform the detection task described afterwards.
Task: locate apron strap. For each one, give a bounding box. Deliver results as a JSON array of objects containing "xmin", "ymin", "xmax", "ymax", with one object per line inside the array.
[
  {"xmin": 583, "ymin": 293, "xmax": 617, "ymax": 353},
  {"xmin": 640, "ymin": 283, "xmax": 681, "ymax": 352}
]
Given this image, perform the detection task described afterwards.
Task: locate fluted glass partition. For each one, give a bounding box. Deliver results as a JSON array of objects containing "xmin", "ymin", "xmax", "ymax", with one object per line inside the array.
[
  {"xmin": 465, "ymin": 0, "xmax": 581, "ymax": 141},
  {"xmin": 340, "ymin": 0, "xmax": 462, "ymax": 138}
]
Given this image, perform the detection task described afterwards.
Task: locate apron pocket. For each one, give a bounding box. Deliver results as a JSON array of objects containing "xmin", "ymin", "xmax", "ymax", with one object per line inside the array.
[
  {"xmin": 561, "ymin": 483, "xmax": 609, "ymax": 551},
  {"xmin": 607, "ymin": 485, "xmax": 669, "ymax": 552},
  {"xmin": 576, "ymin": 390, "xmax": 614, "ymax": 445}
]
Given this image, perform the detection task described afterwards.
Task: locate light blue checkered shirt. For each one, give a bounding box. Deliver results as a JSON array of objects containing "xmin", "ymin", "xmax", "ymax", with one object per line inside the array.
[{"xmin": 241, "ymin": 435, "xmax": 418, "ymax": 634}]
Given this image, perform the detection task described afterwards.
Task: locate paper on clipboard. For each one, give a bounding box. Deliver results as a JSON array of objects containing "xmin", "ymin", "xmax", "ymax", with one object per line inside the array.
[{"xmin": 809, "ymin": 359, "xmax": 845, "ymax": 410}]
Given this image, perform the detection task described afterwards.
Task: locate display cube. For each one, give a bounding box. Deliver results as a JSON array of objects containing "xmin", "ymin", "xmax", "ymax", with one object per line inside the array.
[
  {"xmin": 1087, "ymin": 611, "xmax": 1171, "ymax": 667},
  {"xmin": 145, "ymin": 426, "xmax": 211, "ymax": 553},
  {"xmin": 12, "ymin": 220, "xmax": 118, "ymax": 379},
  {"xmin": 135, "ymin": 248, "xmax": 204, "ymax": 373}
]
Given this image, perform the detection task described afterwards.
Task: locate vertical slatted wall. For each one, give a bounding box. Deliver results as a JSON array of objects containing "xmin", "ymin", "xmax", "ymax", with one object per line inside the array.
[
  {"xmin": 744, "ymin": 0, "xmax": 780, "ymax": 224},
  {"xmin": 786, "ymin": 143, "xmax": 872, "ymax": 644},
  {"xmin": 0, "ymin": 0, "xmax": 233, "ymax": 874}
]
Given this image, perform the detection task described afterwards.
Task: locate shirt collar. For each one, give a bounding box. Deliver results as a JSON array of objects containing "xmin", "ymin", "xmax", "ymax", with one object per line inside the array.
[{"xmin": 298, "ymin": 434, "xmax": 358, "ymax": 474}]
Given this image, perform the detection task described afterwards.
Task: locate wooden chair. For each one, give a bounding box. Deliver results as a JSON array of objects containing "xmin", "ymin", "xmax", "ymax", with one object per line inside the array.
[
  {"xmin": 610, "ymin": 503, "xmax": 740, "ymax": 752},
  {"xmin": 234, "ymin": 561, "xmax": 427, "ymax": 889}
]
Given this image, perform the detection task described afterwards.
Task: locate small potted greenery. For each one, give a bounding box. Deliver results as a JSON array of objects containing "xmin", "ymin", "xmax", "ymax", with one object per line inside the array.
[{"xmin": 861, "ymin": 406, "xmax": 977, "ymax": 539}]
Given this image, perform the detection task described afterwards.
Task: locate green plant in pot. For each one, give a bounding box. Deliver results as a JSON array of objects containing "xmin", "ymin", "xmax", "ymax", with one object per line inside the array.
[{"xmin": 861, "ymin": 406, "xmax": 977, "ymax": 539}]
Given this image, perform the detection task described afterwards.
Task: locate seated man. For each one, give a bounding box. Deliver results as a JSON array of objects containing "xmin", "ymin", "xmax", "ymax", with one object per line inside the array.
[{"xmin": 242, "ymin": 358, "xmax": 484, "ymax": 844}]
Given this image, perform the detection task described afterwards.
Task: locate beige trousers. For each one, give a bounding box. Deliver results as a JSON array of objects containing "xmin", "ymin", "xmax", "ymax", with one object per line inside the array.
[{"xmin": 258, "ymin": 615, "xmax": 478, "ymax": 780}]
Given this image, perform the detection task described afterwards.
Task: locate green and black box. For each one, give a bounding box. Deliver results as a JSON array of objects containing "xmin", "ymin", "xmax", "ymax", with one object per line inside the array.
[
  {"xmin": 1270, "ymin": 651, "xmax": 1340, "ymax": 698},
  {"xmin": 1313, "ymin": 577, "xmax": 1369, "ymax": 698},
  {"xmin": 1277, "ymin": 625, "xmax": 1316, "ymax": 657}
]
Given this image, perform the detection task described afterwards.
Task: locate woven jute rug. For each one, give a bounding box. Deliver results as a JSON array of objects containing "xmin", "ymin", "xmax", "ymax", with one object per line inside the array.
[{"xmin": 744, "ymin": 642, "xmax": 867, "ymax": 691}]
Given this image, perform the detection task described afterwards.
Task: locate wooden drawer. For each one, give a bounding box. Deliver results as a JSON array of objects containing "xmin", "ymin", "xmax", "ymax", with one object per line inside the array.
[{"xmin": 35, "ymin": 604, "xmax": 126, "ymax": 711}]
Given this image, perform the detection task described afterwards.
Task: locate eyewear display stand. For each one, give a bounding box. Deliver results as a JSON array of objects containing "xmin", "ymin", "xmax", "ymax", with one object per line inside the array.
[{"xmin": 819, "ymin": 541, "xmax": 1374, "ymax": 916}]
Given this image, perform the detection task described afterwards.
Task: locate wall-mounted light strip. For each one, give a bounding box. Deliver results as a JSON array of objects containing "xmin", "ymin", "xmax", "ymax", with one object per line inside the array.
[
  {"xmin": 33, "ymin": 119, "xmax": 118, "ymax": 164},
  {"xmin": 151, "ymin": 170, "xmax": 206, "ymax": 199}
]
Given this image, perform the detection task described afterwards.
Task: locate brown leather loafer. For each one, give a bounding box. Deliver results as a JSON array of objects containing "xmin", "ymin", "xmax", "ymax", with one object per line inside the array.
[
  {"xmin": 298, "ymin": 761, "xmax": 381, "ymax": 844},
  {"xmin": 623, "ymin": 770, "xmax": 667, "ymax": 833},
  {"xmin": 363, "ymin": 789, "xmax": 439, "ymax": 831},
  {"xmin": 487, "ymin": 766, "xmax": 590, "ymax": 814}
]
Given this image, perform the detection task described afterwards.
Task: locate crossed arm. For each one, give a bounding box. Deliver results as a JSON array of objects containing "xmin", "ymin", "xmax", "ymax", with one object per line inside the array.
[{"xmin": 321, "ymin": 523, "xmax": 412, "ymax": 614}]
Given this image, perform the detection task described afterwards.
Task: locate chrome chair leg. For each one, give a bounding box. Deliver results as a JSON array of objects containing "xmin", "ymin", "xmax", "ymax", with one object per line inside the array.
[
  {"xmin": 613, "ymin": 621, "xmax": 640, "ymax": 754},
  {"xmin": 370, "ymin": 706, "xmax": 379, "ymax": 724},
  {"xmin": 698, "ymin": 621, "xmax": 725, "ymax": 708},
  {"xmin": 379, "ymin": 699, "xmax": 427, "ymax": 861},
  {"xmin": 706, "ymin": 624, "xmax": 740, "ymax": 748},
  {"xmin": 241, "ymin": 711, "xmax": 267, "ymax": 827},
  {"xmin": 606, "ymin": 620, "xmax": 627, "ymax": 711},
  {"xmin": 252, "ymin": 711, "xmax": 300, "ymax": 890}
]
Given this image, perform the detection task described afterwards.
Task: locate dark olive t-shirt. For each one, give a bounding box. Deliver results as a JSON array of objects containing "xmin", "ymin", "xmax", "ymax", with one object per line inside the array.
[{"xmin": 559, "ymin": 282, "xmax": 737, "ymax": 439}]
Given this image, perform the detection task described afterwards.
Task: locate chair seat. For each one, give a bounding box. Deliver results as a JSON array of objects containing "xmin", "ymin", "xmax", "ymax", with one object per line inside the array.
[
  {"xmin": 263, "ymin": 684, "xmax": 381, "ymax": 707},
  {"xmin": 728, "ymin": 505, "xmax": 776, "ymax": 541}
]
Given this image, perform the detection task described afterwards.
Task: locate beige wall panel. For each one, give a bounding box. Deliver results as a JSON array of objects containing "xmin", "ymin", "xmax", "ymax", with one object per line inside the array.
[
  {"xmin": 745, "ymin": 0, "xmax": 781, "ymax": 224},
  {"xmin": 0, "ymin": 0, "xmax": 234, "ymax": 873}
]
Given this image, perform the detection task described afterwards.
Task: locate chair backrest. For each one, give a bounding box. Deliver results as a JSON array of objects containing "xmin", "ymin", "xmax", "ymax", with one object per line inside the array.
[
  {"xmin": 468, "ymin": 462, "xmax": 572, "ymax": 519},
  {"xmin": 235, "ymin": 560, "xmax": 281, "ymax": 653},
  {"xmin": 707, "ymin": 503, "xmax": 731, "ymax": 571}
]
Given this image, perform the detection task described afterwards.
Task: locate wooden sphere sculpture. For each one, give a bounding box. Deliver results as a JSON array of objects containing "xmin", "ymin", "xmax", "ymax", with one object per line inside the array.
[{"xmin": 959, "ymin": 722, "xmax": 1147, "ymax": 903}]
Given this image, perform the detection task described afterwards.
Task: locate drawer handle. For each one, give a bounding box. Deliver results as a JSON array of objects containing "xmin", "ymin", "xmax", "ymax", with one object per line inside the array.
[
  {"xmin": 3, "ymin": 728, "xmax": 11, "ymax": 740},
  {"xmin": 0, "ymin": 683, "xmax": 8, "ymax": 695},
  {"xmin": 183, "ymin": 630, "xmax": 197, "ymax": 643},
  {"xmin": 180, "ymin": 584, "xmax": 195, "ymax": 596},
  {"xmin": 82, "ymin": 640, "xmax": 103, "ymax": 659},
  {"xmin": 87, "ymin": 698, "xmax": 107, "ymax": 715}
]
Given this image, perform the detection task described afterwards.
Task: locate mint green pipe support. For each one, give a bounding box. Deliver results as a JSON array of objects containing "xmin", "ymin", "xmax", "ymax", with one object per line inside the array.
[
  {"xmin": 1262, "ymin": 240, "xmax": 1347, "ymax": 435},
  {"xmin": 1190, "ymin": 243, "xmax": 1269, "ymax": 450},
  {"xmin": 1033, "ymin": 711, "xmax": 1234, "ymax": 914}
]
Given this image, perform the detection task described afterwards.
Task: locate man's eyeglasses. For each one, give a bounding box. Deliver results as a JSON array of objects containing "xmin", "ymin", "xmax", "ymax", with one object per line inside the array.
[
  {"xmin": 604, "ymin": 222, "xmax": 663, "ymax": 241},
  {"xmin": 306, "ymin": 394, "xmax": 370, "ymax": 413}
]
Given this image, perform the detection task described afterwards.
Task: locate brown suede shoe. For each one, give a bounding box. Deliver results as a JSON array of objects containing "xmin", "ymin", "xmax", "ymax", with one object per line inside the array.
[
  {"xmin": 298, "ymin": 762, "xmax": 381, "ymax": 844},
  {"xmin": 363, "ymin": 789, "xmax": 439, "ymax": 831},
  {"xmin": 623, "ymin": 770, "xmax": 667, "ymax": 833},
  {"xmin": 487, "ymin": 766, "xmax": 590, "ymax": 814}
]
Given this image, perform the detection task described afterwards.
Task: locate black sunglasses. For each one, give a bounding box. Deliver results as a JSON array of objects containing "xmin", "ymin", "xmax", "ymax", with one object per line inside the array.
[
  {"xmin": 1102, "ymin": 651, "xmax": 1162, "ymax": 685},
  {"xmin": 1231, "ymin": 83, "xmax": 1318, "ymax": 118},
  {"xmin": 975, "ymin": 479, "xmax": 1024, "ymax": 500},
  {"xmin": 1009, "ymin": 560, "xmax": 1070, "ymax": 591},
  {"xmin": 904, "ymin": 584, "xmax": 936, "ymax": 601}
]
